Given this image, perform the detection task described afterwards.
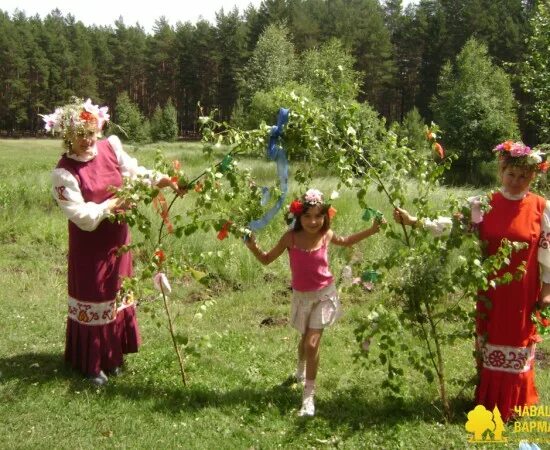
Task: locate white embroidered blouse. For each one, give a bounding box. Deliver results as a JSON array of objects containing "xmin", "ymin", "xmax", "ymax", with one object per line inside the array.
[
  {"xmin": 419, "ymin": 189, "xmax": 550, "ymax": 283},
  {"xmin": 51, "ymin": 135, "xmax": 162, "ymax": 232}
]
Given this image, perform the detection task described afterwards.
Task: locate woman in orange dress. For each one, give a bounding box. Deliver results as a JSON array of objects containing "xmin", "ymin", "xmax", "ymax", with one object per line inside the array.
[{"xmin": 394, "ymin": 140, "xmax": 550, "ymax": 421}]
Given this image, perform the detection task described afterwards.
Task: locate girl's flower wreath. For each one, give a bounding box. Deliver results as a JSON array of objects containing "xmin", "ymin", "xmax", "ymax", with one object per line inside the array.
[{"xmin": 285, "ymin": 188, "xmax": 337, "ymax": 225}]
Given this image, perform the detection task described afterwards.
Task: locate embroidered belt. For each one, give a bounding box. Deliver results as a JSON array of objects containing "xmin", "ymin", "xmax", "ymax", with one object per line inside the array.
[
  {"xmin": 67, "ymin": 294, "xmax": 135, "ymax": 326},
  {"xmin": 480, "ymin": 341, "xmax": 535, "ymax": 374}
]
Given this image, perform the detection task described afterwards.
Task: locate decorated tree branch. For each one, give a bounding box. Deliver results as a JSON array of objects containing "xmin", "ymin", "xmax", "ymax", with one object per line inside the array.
[
  {"xmin": 200, "ymin": 91, "xmax": 529, "ymax": 420},
  {"xmin": 111, "ymin": 113, "xmax": 288, "ymax": 385}
]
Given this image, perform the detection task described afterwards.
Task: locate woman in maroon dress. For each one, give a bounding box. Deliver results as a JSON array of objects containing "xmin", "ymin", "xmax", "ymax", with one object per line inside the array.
[
  {"xmin": 393, "ymin": 140, "xmax": 550, "ymax": 421},
  {"xmin": 44, "ymin": 98, "xmax": 181, "ymax": 385}
]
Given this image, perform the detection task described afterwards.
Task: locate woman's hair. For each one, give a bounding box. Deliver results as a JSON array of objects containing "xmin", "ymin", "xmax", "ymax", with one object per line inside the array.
[
  {"xmin": 498, "ymin": 155, "xmax": 537, "ymax": 175},
  {"xmin": 292, "ymin": 203, "xmax": 331, "ymax": 233}
]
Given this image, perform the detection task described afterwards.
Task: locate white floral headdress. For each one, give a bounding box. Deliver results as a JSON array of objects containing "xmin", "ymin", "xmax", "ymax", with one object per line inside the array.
[{"xmin": 41, "ymin": 97, "xmax": 110, "ymax": 137}]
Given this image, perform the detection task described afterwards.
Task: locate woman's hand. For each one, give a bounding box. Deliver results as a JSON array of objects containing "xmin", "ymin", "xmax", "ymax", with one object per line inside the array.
[
  {"xmin": 157, "ymin": 177, "xmax": 187, "ymax": 196},
  {"xmin": 109, "ymin": 197, "xmax": 134, "ymax": 213},
  {"xmin": 539, "ymin": 283, "xmax": 550, "ymax": 309},
  {"xmin": 393, "ymin": 207, "xmax": 417, "ymax": 227}
]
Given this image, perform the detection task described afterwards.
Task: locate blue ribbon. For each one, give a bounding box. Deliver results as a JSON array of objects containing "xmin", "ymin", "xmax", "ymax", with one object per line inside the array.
[
  {"xmin": 519, "ymin": 443, "xmax": 541, "ymax": 450},
  {"xmin": 248, "ymin": 108, "xmax": 289, "ymax": 231}
]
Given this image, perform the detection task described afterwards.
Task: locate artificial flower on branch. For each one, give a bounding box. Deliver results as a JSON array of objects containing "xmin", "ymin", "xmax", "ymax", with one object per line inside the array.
[{"xmin": 425, "ymin": 124, "xmax": 445, "ymax": 159}]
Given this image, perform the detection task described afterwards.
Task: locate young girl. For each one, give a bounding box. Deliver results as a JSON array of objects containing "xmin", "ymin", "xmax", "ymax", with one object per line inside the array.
[{"xmin": 246, "ymin": 188, "xmax": 383, "ymax": 417}]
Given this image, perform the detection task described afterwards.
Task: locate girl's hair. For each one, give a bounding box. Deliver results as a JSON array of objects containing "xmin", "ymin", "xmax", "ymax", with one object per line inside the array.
[{"xmin": 293, "ymin": 203, "xmax": 331, "ymax": 233}]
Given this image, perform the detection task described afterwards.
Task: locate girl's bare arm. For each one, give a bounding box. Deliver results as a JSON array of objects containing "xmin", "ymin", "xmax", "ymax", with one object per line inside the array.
[
  {"xmin": 246, "ymin": 231, "xmax": 290, "ymax": 265},
  {"xmin": 330, "ymin": 220, "xmax": 383, "ymax": 247}
]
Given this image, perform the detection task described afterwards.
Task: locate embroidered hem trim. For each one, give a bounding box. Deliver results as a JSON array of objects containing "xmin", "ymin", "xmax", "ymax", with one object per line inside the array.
[
  {"xmin": 480, "ymin": 341, "xmax": 535, "ymax": 374},
  {"xmin": 67, "ymin": 295, "xmax": 135, "ymax": 326}
]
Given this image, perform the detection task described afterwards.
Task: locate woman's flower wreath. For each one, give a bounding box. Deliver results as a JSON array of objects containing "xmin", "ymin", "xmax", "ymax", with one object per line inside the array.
[
  {"xmin": 493, "ymin": 140, "xmax": 548, "ymax": 172},
  {"xmin": 41, "ymin": 97, "xmax": 110, "ymax": 136},
  {"xmin": 41, "ymin": 97, "xmax": 111, "ymax": 150}
]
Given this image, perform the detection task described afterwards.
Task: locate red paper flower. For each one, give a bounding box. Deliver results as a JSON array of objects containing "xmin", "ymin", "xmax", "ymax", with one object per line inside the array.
[
  {"xmin": 217, "ymin": 221, "xmax": 232, "ymax": 240},
  {"xmin": 539, "ymin": 161, "xmax": 550, "ymax": 173},
  {"xmin": 289, "ymin": 200, "xmax": 303, "ymax": 215},
  {"xmin": 328, "ymin": 206, "xmax": 337, "ymax": 219},
  {"xmin": 434, "ymin": 142, "xmax": 445, "ymax": 159},
  {"xmin": 153, "ymin": 192, "xmax": 174, "ymax": 233},
  {"xmin": 155, "ymin": 249, "xmax": 166, "ymax": 263}
]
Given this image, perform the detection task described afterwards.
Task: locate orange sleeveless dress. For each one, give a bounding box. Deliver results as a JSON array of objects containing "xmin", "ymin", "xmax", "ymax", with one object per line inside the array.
[{"xmin": 475, "ymin": 191, "xmax": 546, "ymax": 421}]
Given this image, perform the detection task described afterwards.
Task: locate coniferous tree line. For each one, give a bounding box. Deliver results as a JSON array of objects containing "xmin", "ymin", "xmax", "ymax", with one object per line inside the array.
[{"xmin": 0, "ymin": 0, "xmax": 546, "ymax": 146}]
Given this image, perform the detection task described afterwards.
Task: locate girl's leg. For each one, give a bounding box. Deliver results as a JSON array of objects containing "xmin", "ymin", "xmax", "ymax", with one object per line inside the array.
[
  {"xmin": 295, "ymin": 334, "xmax": 306, "ymax": 380},
  {"xmin": 299, "ymin": 328, "xmax": 323, "ymax": 417},
  {"xmin": 304, "ymin": 328, "xmax": 323, "ymax": 381}
]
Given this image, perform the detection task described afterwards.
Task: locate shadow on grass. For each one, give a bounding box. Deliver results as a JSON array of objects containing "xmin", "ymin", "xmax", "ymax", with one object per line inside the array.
[
  {"xmin": 0, "ymin": 351, "xmax": 474, "ymax": 438},
  {"xmin": 106, "ymin": 374, "xmax": 475, "ymax": 425},
  {"xmin": 0, "ymin": 351, "xmax": 75, "ymax": 396},
  {"xmin": 105, "ymin": 378, "xmax": 302, "ymax": 417},
  {"xmin": 285, "ymin": 387, "xmax": 475, "ymax": 444},
  {"xmin": 315, "ymin": 385, "xmax": 475, "ymax": 426}
]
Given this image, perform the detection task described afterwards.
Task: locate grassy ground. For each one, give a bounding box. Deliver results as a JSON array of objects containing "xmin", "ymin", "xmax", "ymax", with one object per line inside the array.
[{"xmin": 1, "ymin": 139, "xmax": 550, "ymax": 449}]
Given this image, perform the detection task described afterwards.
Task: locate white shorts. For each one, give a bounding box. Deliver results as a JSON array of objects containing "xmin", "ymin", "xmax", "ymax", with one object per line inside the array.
[{"xmin": 290, "ymin": 283, "xmax": 342, "ymax": 335}]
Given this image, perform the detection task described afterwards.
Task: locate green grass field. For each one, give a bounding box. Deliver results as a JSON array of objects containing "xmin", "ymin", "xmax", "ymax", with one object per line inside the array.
[{"xmin": 1, "ymin": 139, "xmax": 550, "ymax": 449}]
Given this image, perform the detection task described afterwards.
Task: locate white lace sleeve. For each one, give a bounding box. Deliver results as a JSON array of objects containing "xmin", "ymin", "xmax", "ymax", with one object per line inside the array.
[
  {"xmin": 419, "ymin": 217, "xmax": 453, "ymax": 237},
  {"xmin": 108, "ymin": 135, "xmax": 164, "ymax": 184},
  {"xmin": 538, "ymin": 200, "xmax": 550, "ymax": 283},
  {"xmin": 417, "ymin": 196, "xmax": 486, "ymax": 237},
  {"xmin": 51, "ymin": 168, "xmax": 112, "ymax": 232}
]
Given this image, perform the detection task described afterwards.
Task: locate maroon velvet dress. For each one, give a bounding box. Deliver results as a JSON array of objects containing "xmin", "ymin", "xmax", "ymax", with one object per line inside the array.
[{"xmin": 56, "ymin": 139, "xmax": 140, "ymax": 376}]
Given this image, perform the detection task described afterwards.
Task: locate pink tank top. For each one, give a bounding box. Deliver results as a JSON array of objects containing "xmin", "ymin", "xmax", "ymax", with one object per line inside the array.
[{"xmin": 288, "ymin": 232, "xmax": 334, "ymax": 292}]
